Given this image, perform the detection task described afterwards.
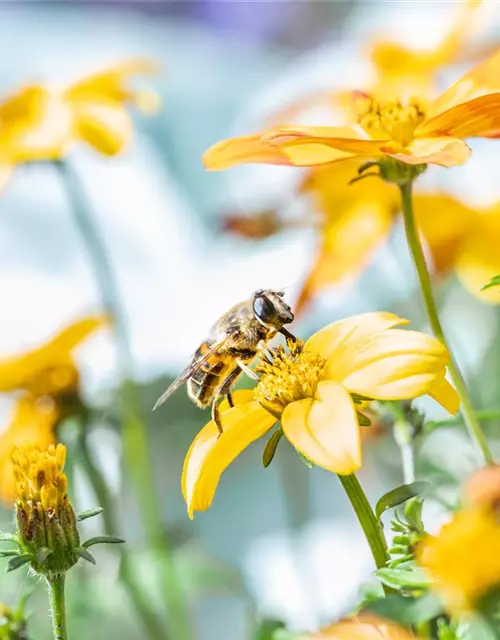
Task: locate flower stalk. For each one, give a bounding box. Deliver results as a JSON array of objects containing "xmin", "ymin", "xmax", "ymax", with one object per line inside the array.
[
  {"xmin": 337, "ymin": 474, "xmax": 390, "ymax": 575},
  {"xmin": 47, "ymin": 574, "xmax": 67, "ymax": 640},
  {"xmin": 54, "ymin": 160, "xmax": 191, "ymax": 639},
  {"xmin": 399, "ymin": 180, "xmax": 494, "ymax": 466}
]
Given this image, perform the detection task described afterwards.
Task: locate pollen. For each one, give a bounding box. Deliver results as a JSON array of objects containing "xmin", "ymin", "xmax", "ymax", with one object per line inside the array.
[
  {"xmin": 354, "ymin": 94, "xmax": 426, "ymax": 146},
  {"xmin": 12, "ymin": 443, "xmax": 68, "ymax": 512},
  {"xmin": 254, "ymin": 340, "xmax": 326, "ymax": 412}
]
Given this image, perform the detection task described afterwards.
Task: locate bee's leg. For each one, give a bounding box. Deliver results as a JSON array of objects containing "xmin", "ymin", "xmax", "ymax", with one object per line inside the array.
[
  {"xmin": 212, "ymin": 367, "xmax": 241, "ymax": 434},
  {"xmin": 236, "ymin": 358, "xmax": 259, "ymax": 381},
  {"xmin": 279, "ymin": 327, "xmax": 298, "ymax": 343}
]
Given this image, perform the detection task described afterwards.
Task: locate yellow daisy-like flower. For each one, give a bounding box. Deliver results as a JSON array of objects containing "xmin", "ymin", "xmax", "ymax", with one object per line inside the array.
[
  {"xmin": 0, "ymin": 59, "xmax": 159, "ymax": 170},
  {"xmin": 417, "ymin": 507, "xmax": 500, "ymax": 613},
  {"xmin": 182, "ymin": 312, "xmax": 459, "ymax": 518},
  {"xmin": 204, "ymin": 48, "xmax": 500, "ymax": 170},
  {"xmin": 0, "ymin": 316, "xmax": 106, "ymax": 505},
  {"xmin": 307, "ymin": 613, "xmax": 418, "ymax": 639}
]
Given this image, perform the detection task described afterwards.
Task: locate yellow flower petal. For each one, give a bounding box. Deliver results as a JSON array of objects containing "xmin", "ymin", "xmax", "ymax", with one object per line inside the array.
[
  {"xmin": 0, "ymin": 315, "xmax": 107, "ymax": 392},
  {"xmin": 418, "ymin": 94, "xmax": 500, "ymax": 139},
  {"xmin": 281, "ymin": 380, "xmax": 361, "ymax": 475},
  {"xmin": 384, "ymin": 137, "xmax": 471, "ymax": 167},
  {"xmin": 264, "ymin": 126, "xmax": 388, "ymax": 166},
  {"xmin": 295, "ymin": 201, "xmax": 395, "ymax": 314},
  {"xmin": 72, "ymin": 102, "xmax": 132, "ymax": 156},
  {"xmin": 427, "ymin": 376, "xmax": 461, "ymax": 415},
  {"xmin": 427, "ymin": 48, "xmax": 500, "ymax": 118},
  {"xmin": 455, "ymin": 207, "xmax": 500, "ymax": 303},
  {"xmin": 413, "ymin": 194, "xmax": 476, "ymax": 274},
  {"xmin": 0, "ymin": 396, "xmax": 58, "ymax": 505},
  {"xmin": 305, "ymin": 312, "xmax": 408, "ymax": 363},
  {"xmin": 203, "ymin": 133, "xmax": 292, "ymax": 170},
  {"xmin": 182, "ymin": 401, "xmax": 277, "ymax": 518}
]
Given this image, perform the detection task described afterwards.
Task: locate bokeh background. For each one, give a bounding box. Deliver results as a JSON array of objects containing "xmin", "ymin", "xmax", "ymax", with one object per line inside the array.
[{"xmin": 0, "ymin": 2, "xmax": 499, "ymax": 639}]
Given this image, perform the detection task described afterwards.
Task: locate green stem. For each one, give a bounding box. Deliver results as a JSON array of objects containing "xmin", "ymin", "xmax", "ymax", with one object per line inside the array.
[
  {"xmin": 400, "ymin": 443, "xmax": 416, "ymax": 484},
  {"xmin": 337, "ymin": 474, "xmax": 389, "ymax": 572},
  {"xmin": 428, "ymin": 409, "xmax": 500, "ymax": 430},
  {"xmin": 399, "ymin": 181, "xmax": 494, "ymax": 466},
  {"xmin": 47, "ymin": 574, "xmax": 67, "ymax": 640},
  {"xmin": 55, "ymin": 160, "xmax": 191, "ymax": 640},
  {"xmin": 79, "ymin": 431, "xmax": 168, "ymax": 640}
]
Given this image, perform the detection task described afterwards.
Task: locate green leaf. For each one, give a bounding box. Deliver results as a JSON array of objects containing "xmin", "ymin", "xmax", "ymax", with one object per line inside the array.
[
  {"xmin": 376, "ymin": 567, "xmax": 431, "ymax": 590},
  {"xmin": 254, "ymin": 619, "xmax": 286, "ymax": 640},
  {"xmin": 7, "ymin": 555, "xmax": 31, "ymax": 573},
  {"xmin": 375, "ymin": 481, "xmax": 430, "ymax": 519},
  {"xmin": 481, "ymin": 275, "xmax": 500, "ymax": 292},
  {"xmin": 0, "ymin": 532, "xmax": 18, "ymax": 543},
  {"xmin": 263, "ymin": 429, "xmax": 284, "ymax": 468},
  {"xmin": 0, "ymin": 550, "xmax": 20, "ymax": 558},
  {"xmin": 77, "ymin": 507, "xmax": 104, "ymax": 522},
  {"xmin": 82, "ymin": 536, "xmax": 125, "ymax": 548},
  {"xmin": 366, "ymin": 592, "xmax": 443, "ymax": 626},
  {"xmin": 77, "ymin": 548, "xmax": 96, "ymax": 565}
]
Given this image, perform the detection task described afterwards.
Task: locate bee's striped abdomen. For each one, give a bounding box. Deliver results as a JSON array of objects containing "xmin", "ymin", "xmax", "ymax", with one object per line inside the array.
[{"xmin": 187, "ymin": 343, "xmax": 228, "ymax": 408}]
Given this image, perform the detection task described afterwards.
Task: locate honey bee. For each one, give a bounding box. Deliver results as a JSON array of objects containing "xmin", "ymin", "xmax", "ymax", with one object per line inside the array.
[{"xmin": 153, "ymin": 289, "xmax": 295, "ymax": 432}]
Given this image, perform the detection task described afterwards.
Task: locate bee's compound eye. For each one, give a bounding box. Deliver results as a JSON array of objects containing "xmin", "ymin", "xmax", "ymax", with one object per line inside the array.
[{"xmin": 253, "ymin": 295, "xmax": 276, "ymax": 324}]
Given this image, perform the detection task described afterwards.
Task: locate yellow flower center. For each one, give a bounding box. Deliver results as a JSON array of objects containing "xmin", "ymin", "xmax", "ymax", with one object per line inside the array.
[
  {"xmin": 12, "ymin": 443, "xmax": 68, "ymax": 512},
  {"xmin": 254, "ymin": 341, "xmax": 326, "ymax": 412},
  {"xmin": 354, "ymin": 94, "xmax": 426, "ymax": 146}
]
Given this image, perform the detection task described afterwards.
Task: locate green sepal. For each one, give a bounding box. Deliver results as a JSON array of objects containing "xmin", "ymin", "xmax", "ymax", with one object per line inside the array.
[
  {"xmin": 36, "ymin": 547, "xmax": 52, "ymax": 565},
  {"xmin": 7, "ymin": 555, "xmax": 31, "ymax": 573},
  {"xmin": 404, "ymin": 496, "xmax": 425, "ymax": 531},
  {"xmin": 365, "ymin": 591, "xmax": 443, "ymax": 626},
  {"xmin": 77, "ymin": 548, "xmax": 96, "ymax": 565},
  {"xmin": 376, "ymin": 567, "xmax": 431, "ymax": 590},
  {"xmin": 356, "ymin": 411, "xmax": 372, "ymax": 427},
  {"xmin": 82, "ymin": 536, "xmax": 125, "ymax": 549},
  {"xmin": 77, "ymin": 507, "xmax": 104, "ymax": 522},
  {"xmin": 481, "ymin": 275, "xmax": 500, "ymax": 292},
  {"xmin": 297, "ymin": 451, "xmax": 313, "ymax": 468},
  {"xmin": 262, "ymin": 429, "xmax": 284, "ymax": 468},
  {"xmin": 375, "ymin": 482, "xmax": 429, "ymax": 520},
  {"xmin": 0, "ymin": 550, "xmax": 20, "ymax": 558}
]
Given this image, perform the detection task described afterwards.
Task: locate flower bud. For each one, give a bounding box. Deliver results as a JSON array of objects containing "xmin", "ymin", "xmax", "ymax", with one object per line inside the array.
[
  {"xmin": 462, "ymin": 465, "xmax": 500, "ymax": 511},
  {"xmin": 12, "ymin": 443, "xmax": 80, "ymax": 576}
]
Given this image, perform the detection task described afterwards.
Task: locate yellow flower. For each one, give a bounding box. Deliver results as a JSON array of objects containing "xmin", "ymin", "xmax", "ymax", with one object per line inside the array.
[
  {"xmin": 182, "ymin": 312, "xmax": 459, "ymax": 518},
  {"xmin": 307, "ymin": 613, "xmax": 418, "ymax": 639},
  {"xmin": 0, "ymin": 59, "xmax": 159, "ymax": 167},
  {"xmin": 204, "ymin": 48, "xmax": 500, "ymax": 170},
  {"xmin": 0, "ymin": 316, "xmax": 106, "ymax": 505},
  {"xmin": 462, "ymin": 465, "xmax": 500, "ymax": 510},
  {"xmin": 417, "ymin": 507, "xmax": 500, "ymax": 613},
  {"xmin": 12, "ymin": 443, "xmax": 81, "ymax": 575}
]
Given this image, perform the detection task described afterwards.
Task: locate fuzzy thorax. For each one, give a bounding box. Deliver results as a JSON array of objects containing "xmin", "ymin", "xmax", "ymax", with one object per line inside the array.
[{"xmin": 254, "ymin": 340, "xmax": 326, "ymax": 411}]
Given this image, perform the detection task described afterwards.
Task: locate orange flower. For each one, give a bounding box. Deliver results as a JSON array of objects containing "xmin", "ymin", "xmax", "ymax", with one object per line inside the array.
[
  {"xmin": 204, "ymin": 49, "xmax": 500, "ymax": 171},
  {"xmin": 0, "ymin": 316, "xmax": 106, "ymax": 504},
  {"xmin": 306, "ymin": 613, "xmax": 418, "ymax": 639}
]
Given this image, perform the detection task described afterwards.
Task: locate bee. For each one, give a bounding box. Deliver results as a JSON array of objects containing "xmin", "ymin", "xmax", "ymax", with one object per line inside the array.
[{"xmin": 153, "ymin": 289, "xmax": 295, "ymax": 432}]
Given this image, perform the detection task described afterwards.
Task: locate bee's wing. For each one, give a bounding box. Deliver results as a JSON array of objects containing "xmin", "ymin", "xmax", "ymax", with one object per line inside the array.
[{"xmin": 152, "ymin": 338, "xmax": 228, "ymax": 411}]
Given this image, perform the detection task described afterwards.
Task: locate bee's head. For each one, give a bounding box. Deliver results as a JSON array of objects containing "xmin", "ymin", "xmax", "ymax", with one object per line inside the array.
[{"xmin": 252, "ymin": 289, "xmax": 294, "ymax": 329}]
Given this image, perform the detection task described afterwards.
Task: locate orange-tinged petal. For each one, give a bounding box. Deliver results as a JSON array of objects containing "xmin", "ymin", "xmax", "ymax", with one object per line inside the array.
[
  {"xmin": 0, "ymin": 316, "xmax": 107, "ymax": 392},
  {"xmin": 72, "ymin": 102, "xmax": 132, "ymax": 156},
  {"xmin": 296, "ymin": 201, "xmax": 394, "ymax": 314},
  {"xmin": 264, "ymin": 126, "xmax": 389, "ymax": 166},
  {"xmin": 428, "ymin": 48, "xmax": 500, "ymax": 118},
  {"xmin": 281, "ymin": 380, "xmax": 361, "ymax": 475},
  {"xmin": 413, "ymin": 194, "xmax": 476, "ymax": 274},
  {"xmin": 203, "ymin": 133, "xmax": 292, "ymax": 170},
  {"xmin": 383, "ymin": 137, "xmax": 471, "ymax": 167},
  {"xmin": 419, "ymin": 94, "xmax": 500, "ymax": 139},
  {"xmin": 0, "ymin": 396, "xmax": 58, "ymax": 505},
  {"xmin": 182, "ymin": 400, "xmax": 277, "ymax": 518},
  {"xmin": 305, "ymin": 312, "xmax": 408, "ymax": 362},
  {"xmin": 309, "ymin": 613, "xmax": 418, "ymax": 639}
]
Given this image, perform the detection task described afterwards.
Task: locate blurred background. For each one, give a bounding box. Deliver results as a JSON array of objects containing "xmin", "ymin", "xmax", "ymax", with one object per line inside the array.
[{"xmin": 0, "ymin": 1, "xmax": 499, "ymax": 639}]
